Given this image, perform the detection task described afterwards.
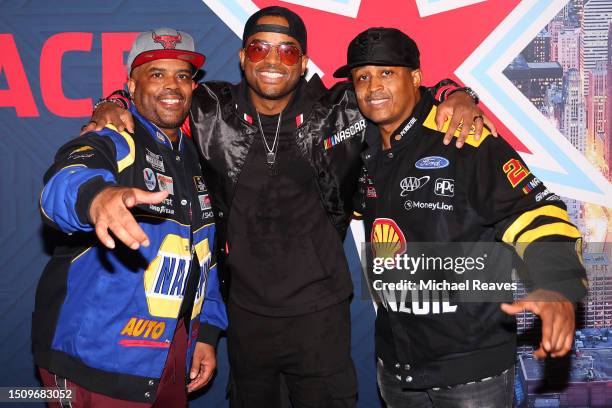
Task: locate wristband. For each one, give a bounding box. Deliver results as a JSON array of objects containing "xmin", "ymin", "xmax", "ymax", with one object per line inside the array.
[
  {"xmin": 446, "ymin": 87, "xmax": 479, "ymax": 105},
  {"xmin": 93, "ymin": 97, "xmax": 127, "ymax": 113}
]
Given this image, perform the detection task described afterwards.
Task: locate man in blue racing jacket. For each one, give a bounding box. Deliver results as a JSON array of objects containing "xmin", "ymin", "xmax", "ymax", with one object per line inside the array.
[{"xmin": 33, "ymin": 28, "xmax": 227, "ymax": 407}]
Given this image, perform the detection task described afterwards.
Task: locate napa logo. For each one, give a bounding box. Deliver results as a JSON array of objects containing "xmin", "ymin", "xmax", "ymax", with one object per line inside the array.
[
  {"xmin": 190, "ymin": 236, "xmax": 212, "ymax": 320},
  {"xmin": 144, "ymin": 234, "xmax": 192, "ymax": 318},
  {"xmin": 415, "ymin": 156, "xmax": 449, "ymax": 170}
]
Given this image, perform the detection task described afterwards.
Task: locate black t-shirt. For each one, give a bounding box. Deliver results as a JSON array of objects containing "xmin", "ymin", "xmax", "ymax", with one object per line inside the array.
[{"xmin": 226, "ymin": 80, "xmax": 352, "ymax": 316}]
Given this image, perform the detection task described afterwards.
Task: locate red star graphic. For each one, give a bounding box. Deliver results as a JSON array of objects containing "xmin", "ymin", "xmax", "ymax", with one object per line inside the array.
[{"xmin": 254, "ymin": 0, "xmax": 526, "ymax": 150}]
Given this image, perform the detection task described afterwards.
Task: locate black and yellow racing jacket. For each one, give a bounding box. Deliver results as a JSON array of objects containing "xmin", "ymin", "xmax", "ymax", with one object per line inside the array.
[{"xmin": 357, "ymin": 89, "xmax": 587, "ymax": 388}]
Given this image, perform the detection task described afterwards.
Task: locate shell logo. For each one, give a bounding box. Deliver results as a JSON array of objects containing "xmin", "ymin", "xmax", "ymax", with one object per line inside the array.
[{"xmin": 371, "ymin": 218, "xmax": 407, "ymax": 259}]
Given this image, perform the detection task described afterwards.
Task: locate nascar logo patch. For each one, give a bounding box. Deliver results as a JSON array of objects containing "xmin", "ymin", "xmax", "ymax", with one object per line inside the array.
[{"xmin": 323, "ymin": 119, "xmax": 365, "ymax": 150}]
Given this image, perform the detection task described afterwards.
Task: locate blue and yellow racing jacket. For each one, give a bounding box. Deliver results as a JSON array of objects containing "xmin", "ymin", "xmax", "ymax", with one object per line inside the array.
[{"xmin": 33, "ymin": 105, "xmax": 227, "ymax": 403}]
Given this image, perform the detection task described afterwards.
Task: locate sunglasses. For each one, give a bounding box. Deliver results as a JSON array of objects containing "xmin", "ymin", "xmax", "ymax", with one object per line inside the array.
[{"xmin": 244, "ymin": 41, "xmax": 303, "ymax": 66}]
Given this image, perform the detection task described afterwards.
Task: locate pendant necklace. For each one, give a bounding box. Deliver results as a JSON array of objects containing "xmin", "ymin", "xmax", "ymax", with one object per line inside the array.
[{"xmin": 256, "ymin": 110, "xmax": 282, "ymax": 175}]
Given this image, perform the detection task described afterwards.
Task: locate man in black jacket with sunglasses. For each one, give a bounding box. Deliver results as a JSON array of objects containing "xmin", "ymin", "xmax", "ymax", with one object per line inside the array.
[{"xmin": 85, "ymin": 7, "xmax": 488, "ymax": 407}]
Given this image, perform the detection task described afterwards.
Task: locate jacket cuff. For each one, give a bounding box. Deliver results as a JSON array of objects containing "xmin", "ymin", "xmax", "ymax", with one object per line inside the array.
[
  {"xmin": 533, "ymin": 278, "xmax": 588, "ymax": 304},
  {"xmin": 429, "ymin": 78, "xmax": 460, "ymax": 102},
  {"xmin": 197, "ymin": 323, "xmax": 223, "ymax": 346},
  {"xmin": 75, "ymin": 176, "xmax": 117, "ymax": 225}
]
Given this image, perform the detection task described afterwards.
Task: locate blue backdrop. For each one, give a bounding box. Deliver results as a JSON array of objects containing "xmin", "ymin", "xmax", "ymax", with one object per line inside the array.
[{"xmin": 0, "ymin": 0, "xmax": 378, "ymax": 406}]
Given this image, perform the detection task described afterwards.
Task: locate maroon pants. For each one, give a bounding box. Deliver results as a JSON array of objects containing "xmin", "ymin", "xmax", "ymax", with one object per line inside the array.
[{"xmin": 39, "ymin": 319, "xmax": 188, "ymax": 408}]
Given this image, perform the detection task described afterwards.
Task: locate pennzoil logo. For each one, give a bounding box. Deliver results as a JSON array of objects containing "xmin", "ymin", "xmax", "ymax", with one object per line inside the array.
[
  {"xmin": 371, "ymin": 218, "xmax": 406, "ymax": 259},
  {"xmin": 323, "ymin": 119, "xmax": 365, "ymax": 150}
]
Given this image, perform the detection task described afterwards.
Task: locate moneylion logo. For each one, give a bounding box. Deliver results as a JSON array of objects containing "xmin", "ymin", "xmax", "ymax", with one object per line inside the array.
[
  {"xmin": 400, "ymin": 176, "xmax": 430, "ymax": 196},
  {"xmin": 404, "ymin": 200, "xmax": 453, "ymax": 212}
]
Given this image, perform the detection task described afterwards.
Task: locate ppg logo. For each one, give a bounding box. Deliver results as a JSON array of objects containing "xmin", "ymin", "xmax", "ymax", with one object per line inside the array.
[
  {"xmin": 434, "ymin": 178, "xmax": 454, "ymax": 197},
  {"xmin": 400, "ymin": 176, "xmax": 430, "ymax": 196}
]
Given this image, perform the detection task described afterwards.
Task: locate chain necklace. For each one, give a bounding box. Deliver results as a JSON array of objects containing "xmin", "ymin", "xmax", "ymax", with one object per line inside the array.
[{"xmin": 256, "ymin": 110, "xmax": 282, "ymax": 175}]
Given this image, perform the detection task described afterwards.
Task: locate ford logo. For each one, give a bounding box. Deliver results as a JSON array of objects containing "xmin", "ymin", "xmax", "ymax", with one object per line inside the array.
[{"xmin": 415, "ymin": 156, "xmax": 449, "ymax": 170}]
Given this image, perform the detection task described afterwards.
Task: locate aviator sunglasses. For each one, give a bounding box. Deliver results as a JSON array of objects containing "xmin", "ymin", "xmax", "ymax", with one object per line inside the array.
[{"xmin": 244, "ymin": 40, "xmax": 303, "ymax": 66}]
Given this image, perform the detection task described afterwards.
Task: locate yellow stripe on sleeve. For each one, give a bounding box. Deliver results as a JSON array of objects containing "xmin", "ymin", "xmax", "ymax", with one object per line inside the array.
[
  {"xmin": 502, "ymin": 205, "xmax": 569, "ymax": 244},
  {"xmin": 106, "ymin": 124, "xmax": 135, "ymax": 173},
  {"xmin": 515, "ymin": 222, "xmax": 581, "ymax": 258}
]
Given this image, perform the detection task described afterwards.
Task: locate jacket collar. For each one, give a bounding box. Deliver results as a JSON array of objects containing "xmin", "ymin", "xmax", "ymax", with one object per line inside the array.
[
  {"xmin": 129, "ymin": 104, "xmax": 184, "ymax": 151},
  {"xmin": 363, "ymin": 87, "xmax": 433, "ymax": 155},
  {"xmin": 231, "ymin": 74, "xmax": 327, "ymax": 125}
]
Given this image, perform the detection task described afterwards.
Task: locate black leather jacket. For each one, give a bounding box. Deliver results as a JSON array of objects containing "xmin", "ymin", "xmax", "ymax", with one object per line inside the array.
[{"xmin": 190, "ymin": 75, "xmax": 365, "ymax": 297}]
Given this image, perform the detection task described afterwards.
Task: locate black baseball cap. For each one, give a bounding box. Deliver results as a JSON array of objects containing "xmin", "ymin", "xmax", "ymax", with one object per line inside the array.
[
  {"xmin": 333, "ymin": 27, "xmax": 420, "ymax": 78},
  {"xmin": 242, "ymin": 6, "xmax": 307, "ymax": 53}
]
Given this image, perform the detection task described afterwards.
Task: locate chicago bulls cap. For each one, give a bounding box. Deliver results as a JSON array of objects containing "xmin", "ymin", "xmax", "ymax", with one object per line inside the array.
[{"xmin": 127, "ymin": 27, "xmax": 205, "ymax": 75}]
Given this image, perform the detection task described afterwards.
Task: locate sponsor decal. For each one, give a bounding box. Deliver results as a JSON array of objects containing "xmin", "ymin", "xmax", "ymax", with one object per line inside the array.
[
  {"xmin": 535, "ymin": 188, "xmax": 553, "ymax": 202},
  {"xmin": 546, "ymin": 194, "xmax": 560, "ymax": 201},
  {"xmin": 69, "ymin": 145, "xmax": 94, "ymax": 155},
  {"xmin": 148, "ymin": 204, "xmax": 175, "ymax": 215},
  {"xmin": 371, "ymin": 218, "xmax": 407, "ymax": 258},
  {"xmin": 68, "ymin": 152, "xmax": 95, "ymax": 160},
  {"xmin": 155, "ymin": 131, "xmax": 167, "ymax": 144},
  {"xmin": 365, "ymin": 174, "xmax": 377, "ymax": 198},
  {"xmin": 502, "ymin": 158, "xmax": 530, "ymax": 188},
  {"xmin": 434, "ymin": 178, "xmax": 454, "ymax": 197},
  {"xmin": 145, "ymin": 148, "xmax": 165, "ymax": 172},
  {"xmin": 190, "ymin": 237, "xmax": 212, "ymax": 319},
  {"xmin": 68, "ymin": 145, "xmax": 95, "ymax": 160},
  {"xmin": 398, "ymin": 117, "xmax": 417, "ymax": 138},
  {"xmin": 118, "ymin": 316, "xmax": 169, "ymax": 348},
  {"xmin": 323, "ymin": 119, "xmax": 366, "ymax": 150},
  {"xmin": 295, "ymin": 113, "xmax": 304, "ymax": 127},
  {"xmin": 193, "ymin": 176, "xmax": 206, "ymax": 193},
  {"xmin": 143, "ymin": 168, "xmax": 156, "ymax": 191},
  {"xmin": 120, "ymin": 317, "xmax": 166, "ymax": 340},
  {"xmin": 415, "ymin": 156, "xmax": 449, "ymax": 170},
  {"xmin": 143, "ymin": 234, "xmax": 192, "ymax": 318},
  {"xmin": 400, "ymin": 176, "xmax": 430, "ymax": 196},
  {"xmin": 199, "ymin": 194, "xmax": 212, "ymax": 211},
  {"xmin": 521, "ymin": 177, "xmax": 541, "ymax": 194},
  {"xmin": 404, "ymin": 200, "xmax": 454, "ymax": 212},
  {"xmin": 152, "ymin": 30, "xmax": 182, "ymax": 50},
  {"xmin": 157, "ymin": 174, "xmax": 174, "ymax": 195}
]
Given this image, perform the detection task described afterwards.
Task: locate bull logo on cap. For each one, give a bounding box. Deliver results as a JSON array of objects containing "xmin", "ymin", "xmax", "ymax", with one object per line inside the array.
[{"xmin": 152, "ymin": 31, "xmax": 182, "ymax": 50}]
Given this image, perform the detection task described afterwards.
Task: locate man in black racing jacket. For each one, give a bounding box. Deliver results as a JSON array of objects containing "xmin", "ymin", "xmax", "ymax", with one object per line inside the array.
[
  {"xmin": 337, "ymin": 27, "xmax": 587, "ymax": 407},
  {"xmin": 87, "ymin": 7, "xmax": 491, "ymax": 407}
]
